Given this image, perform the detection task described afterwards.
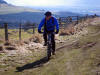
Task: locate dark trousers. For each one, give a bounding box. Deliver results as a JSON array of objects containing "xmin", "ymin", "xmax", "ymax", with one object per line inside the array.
[{"xmin": 43, "ymin": 32, "xmax": 55, "ymax": 52}]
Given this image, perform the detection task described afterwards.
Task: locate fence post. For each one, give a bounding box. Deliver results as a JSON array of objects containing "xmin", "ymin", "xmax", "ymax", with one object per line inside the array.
[
  {"xmin": 33, "ymin": 27, "xmax": 35, "ymax": 34},
  {"xmin": 69, "ymin": 17, "xmax": 72, "ymax": 22},
  {"xmin": 94, "ymin": 14, "xmax": 97, "ymax": 18},
  {"xmin": 33, "ymin": 23, "xmax": 35, "ymax": 34},
  {"xmin": 84, "ymin": 15, "xmax": 88, "ymax": 21},
  {"xmin": 86, "ymin": 14, "xmax": 88, "ymax": 19},
  {"xmin": 84, "ymin": 16, "xmax": 86, "ymax": 21},
  {"xmin": 19, "ymin": 23, "xmax": 22, "ymax": 41},
  {"xmin": 4, "ymin": 23, "xmax": 9, "ymax": 42},
  {"xmin": 59, "ymin": 18, "xmax": 62, "ymax": 28},
  {"xmin": 77, "ymin": 16, "xmax": 79, "ymax": 24}
]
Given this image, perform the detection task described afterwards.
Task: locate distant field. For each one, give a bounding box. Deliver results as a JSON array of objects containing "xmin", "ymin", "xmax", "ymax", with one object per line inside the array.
[
  {"xmin": 0, "ymin": 18, "xmax": 100, "ymax": 75},
  {"xmin": 0, "ymin": 4, "xmax": 42, "ymax": 15},
  {"xmin": 0, "ymin": 28, "xmax": 37, "ymax": 44},
  {"xmin": 0, "ymin": 4, "xmax": 44, "ymax": 23}
]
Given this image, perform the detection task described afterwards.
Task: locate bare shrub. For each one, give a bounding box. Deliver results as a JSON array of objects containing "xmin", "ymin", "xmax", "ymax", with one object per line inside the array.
[
  {"xmin": 59, "ymin": 25, "xmax": 75, "ymax": 36},
  {"xmin": 59, "ymin": 28, "xmax": 69, "ymax": 36},
  {"xmin": 5, "ymin": 46, "xmax": 17, "ymax": 50},
  {"xmin": 0, "ymin": 45, "xmax": 3, "ymax": 51},
  {"xmin": 0, "ymin": 38, "xmax": 4, "ymax": 43},
  {"xmin": 68, "ymin": 25, "xmax": 75, "ymax": 35},
  {"xmin": 4, "ymin": 42, "xmax": 12, "ymax": 46},
  {"xmin": 29, "ymin": 33, "xmax": 42, "ymax": 43}
]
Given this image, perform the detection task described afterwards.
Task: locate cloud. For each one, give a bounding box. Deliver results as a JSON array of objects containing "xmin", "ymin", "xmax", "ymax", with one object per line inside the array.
[{"xmin": 5, "ymin": 0, "xmax": 82, "ymax": 6}]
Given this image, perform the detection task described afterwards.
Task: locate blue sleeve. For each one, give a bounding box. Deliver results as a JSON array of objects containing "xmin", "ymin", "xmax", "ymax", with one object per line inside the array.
[
  {"xmin": 38, "ymin": 18, "xmax": 45, "ymax": 31},
  {"xmin": 54, "ymin": 18, "xmax": 59, "ymax": 31}
]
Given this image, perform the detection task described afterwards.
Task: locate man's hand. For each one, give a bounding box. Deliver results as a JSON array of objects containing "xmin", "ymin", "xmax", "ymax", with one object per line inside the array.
[
  {"xmin": 38, "ymin": 30, "xmax": 42, "ymax": 33},
  {"xmin": 55, "ymin": 30, "xmax": 59, "ymax": 34}
]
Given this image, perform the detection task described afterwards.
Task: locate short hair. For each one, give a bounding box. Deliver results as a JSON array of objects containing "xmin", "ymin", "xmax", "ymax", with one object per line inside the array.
[{"xmin": 44, "ymin": 11, "xmax": 52, "ymax": 16}]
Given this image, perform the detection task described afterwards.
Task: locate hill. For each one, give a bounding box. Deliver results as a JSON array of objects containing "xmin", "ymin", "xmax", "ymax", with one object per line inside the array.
[
  {"xmin": 54, "ymin": 11, "xmax": 82, "ymax": 17},
  {"xmin": 0, "ymin": 0, "xmax": 7, "ymax": 4},
  {"xmin": 0, "ymin": 17, "xmax": 100, "ymax": 75},
  {"xmin": 0, "ymin": 11, "xmax": 81, "ymax": 24},
  {"xmin": 0, "ymin": 0, "xmax": 42, "ymax": 15},
  {"xmin": 0, "ymin": 12, "xmax": 44, "ymax": 23},
  {"xmin": 0, "ymin": 4, "xmax": 42, "ymax": 15},
  {"xmin": 0, "ymin": 0, "xmax": 82, "ymax": 25},
  {"xmin": 0, "ymin": 0, "xmax": 44, "ymax": 24}
]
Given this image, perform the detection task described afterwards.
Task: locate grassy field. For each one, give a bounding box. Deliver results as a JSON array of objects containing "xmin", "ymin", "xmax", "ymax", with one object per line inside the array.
[
  {"xmin": 0, "ymin": 4, "xmax": 41, "ymax": 15},
  {"xmin": 0, "ymin": 18, "xmax": 100, "ymax": 75},
  {"xmin": 0, "ymin": 28, "xmax": 38, "ymax": 44}
]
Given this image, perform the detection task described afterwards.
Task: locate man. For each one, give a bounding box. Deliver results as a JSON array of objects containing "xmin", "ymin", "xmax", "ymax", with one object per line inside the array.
[{"xmin": 38, "ymin": 11, "xmax": 59, "ymax": 55}]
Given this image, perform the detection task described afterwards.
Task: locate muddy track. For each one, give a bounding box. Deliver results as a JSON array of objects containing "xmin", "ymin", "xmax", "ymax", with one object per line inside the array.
[{"xmin": 56, "ymin": 40, "xmax": 78, "ymax": 51}]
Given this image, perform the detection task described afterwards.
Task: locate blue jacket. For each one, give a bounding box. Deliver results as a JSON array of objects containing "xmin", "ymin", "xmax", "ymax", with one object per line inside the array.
[{"xmin": 38, "ymin": 17, "xmax": 59, "ymax": 32}]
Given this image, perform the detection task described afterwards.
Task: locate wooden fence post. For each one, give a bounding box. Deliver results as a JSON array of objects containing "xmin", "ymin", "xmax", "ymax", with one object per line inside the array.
[
  {"xmin": 84, "ymin": 15, "xmax": 87, "ymax": 21},
  {"xmin": 84, "ymin": 16, "xmax": 86, "ymax": 21},
  {"xmin": 59, "ymin": 18, "xmax": 62, "ymax": 28},
  {"xmin": 77, "ymin": 16, "xmax": 79, "ymax": 24},
  {"xmin": 33, "ymin": 27, "xmax": 35, "ymax": 34},
  {"xmin": 4, "ymin": 23, "xmax": 9, "ymax": 42},
  {"xmin": 33, "ymin": 23, "xmax": 35, "ymax": 34},
  {"xmin": 19, "ymin": 23, "xmax": 22, "ymax": 41},
  {"xmin": 86, "ymin": 14, "xmax": 88, "ymax": 19}
]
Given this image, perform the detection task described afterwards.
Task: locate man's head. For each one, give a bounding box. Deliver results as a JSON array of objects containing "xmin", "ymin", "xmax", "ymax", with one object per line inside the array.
[{"xmin": 44, "ymin": 11, "xmax": 52, "ymax": 20}]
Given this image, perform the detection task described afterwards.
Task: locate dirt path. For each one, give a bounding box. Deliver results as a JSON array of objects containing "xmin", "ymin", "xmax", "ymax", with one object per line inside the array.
[{"xmin": 0, "ymin": 18, "xmax": 100, "ymax": 75}]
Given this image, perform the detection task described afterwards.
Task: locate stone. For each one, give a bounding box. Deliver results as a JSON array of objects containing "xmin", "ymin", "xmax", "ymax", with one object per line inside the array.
[
  {"xmin": 0, "ymin": 45, "xmax": 3, "ymax": 51},
  {"xmin": 5, "ymin": 46, "xmax": 16, "ymax": 50}
]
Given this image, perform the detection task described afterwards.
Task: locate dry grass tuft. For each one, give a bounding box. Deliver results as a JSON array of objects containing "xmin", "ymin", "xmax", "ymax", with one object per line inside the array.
[
  {"xmin": 0, "ymin": 45, "xmax": 3, "ymax": 51},
  {"xmin": 4, "ymin": 41, "xmax": 12, "ymax": 46},
  {"xmin": 29, "ymin": 33, "xmax": 43, "ymax": 43},
  {"xmin": 5, "ymin": 46, "xmax": 17, "ymax": 50},
  {"xmin": 59, "ymin": 25, "xmax": 75, "ymax": 36}
]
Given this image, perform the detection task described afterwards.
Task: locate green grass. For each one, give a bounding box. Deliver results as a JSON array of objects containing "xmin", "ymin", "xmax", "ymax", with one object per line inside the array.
[
  {"xmin": 0, "ymin": 24, "xmax": 100, "ymax": 75},
  {"xmin": 0, "ymin": 29, "xmax": 37, "ymax": 44},
  {"xmin": 77, "ymin": 25, "xmax": 100, "ymax": 47},
  {"xmin": 0, "ymin": 4, "xmax": 41, "ymax": 15},
  {"xmin": 0, "ymin": 29, "xmax": 5, "ymax": 39}
]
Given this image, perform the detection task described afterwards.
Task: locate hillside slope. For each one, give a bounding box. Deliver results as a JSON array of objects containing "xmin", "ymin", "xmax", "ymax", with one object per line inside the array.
[
  {"xmin": 0, "ymin": 12, "xmax": 44, "ymax": 23},
  {"xmin": 0, "ymin": 0, "xmax": 44, "ymax": 23},
  {"xmin": 0, "ymin": 0, "xmax": 42, "ymax": 15},
  {"xmin": 0, "ymin": 4, "xmax": 42, "ymax": 15},
  {"xmin": 0, "ymin": 17, "xmax": 100, "ymax": 75},
  {"xmin": 0, "ymin": 0, "xmax": 82, "ymax": 23},
  {"xmin": 0, "ymin": 0, "xmax": 7, "ymax": 4}
]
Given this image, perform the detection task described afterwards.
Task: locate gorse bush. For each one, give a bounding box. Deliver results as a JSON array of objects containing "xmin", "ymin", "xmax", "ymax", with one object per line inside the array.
[
  {"xmin": 29, "ymin": 33, "xmax": 43, "ymax": 43},
  {"xmin": 59, "ymin": 25, "xmax": 75, "ymax": 36}
]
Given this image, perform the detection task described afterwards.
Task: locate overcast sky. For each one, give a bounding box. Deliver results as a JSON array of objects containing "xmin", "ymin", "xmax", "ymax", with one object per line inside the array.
[{"xmin": 5, "ymin": 0, "xmax": 100, "ymax": 7}]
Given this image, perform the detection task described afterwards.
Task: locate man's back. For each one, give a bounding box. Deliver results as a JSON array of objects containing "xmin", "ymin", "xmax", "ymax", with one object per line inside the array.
[
  {"xmin": 38, "ymin": 17, "xmax": 59, "ymax": 32},
  {"xmin": 38, "ymin": 11, "xmax": 59, "ymax": 56}
]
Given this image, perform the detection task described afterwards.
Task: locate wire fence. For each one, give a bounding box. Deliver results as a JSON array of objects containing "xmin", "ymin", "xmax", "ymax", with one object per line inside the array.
[
  {"xmin": 0, "ymin": 22, "xmax": 36, "ymax": 44},
  {"xmin": 58, "ymin": 14, "xmax": 98, "ymax": 28},
  {"xmin": 0, "ymin": 14, "xmax": 99, "ymax": 44}
]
